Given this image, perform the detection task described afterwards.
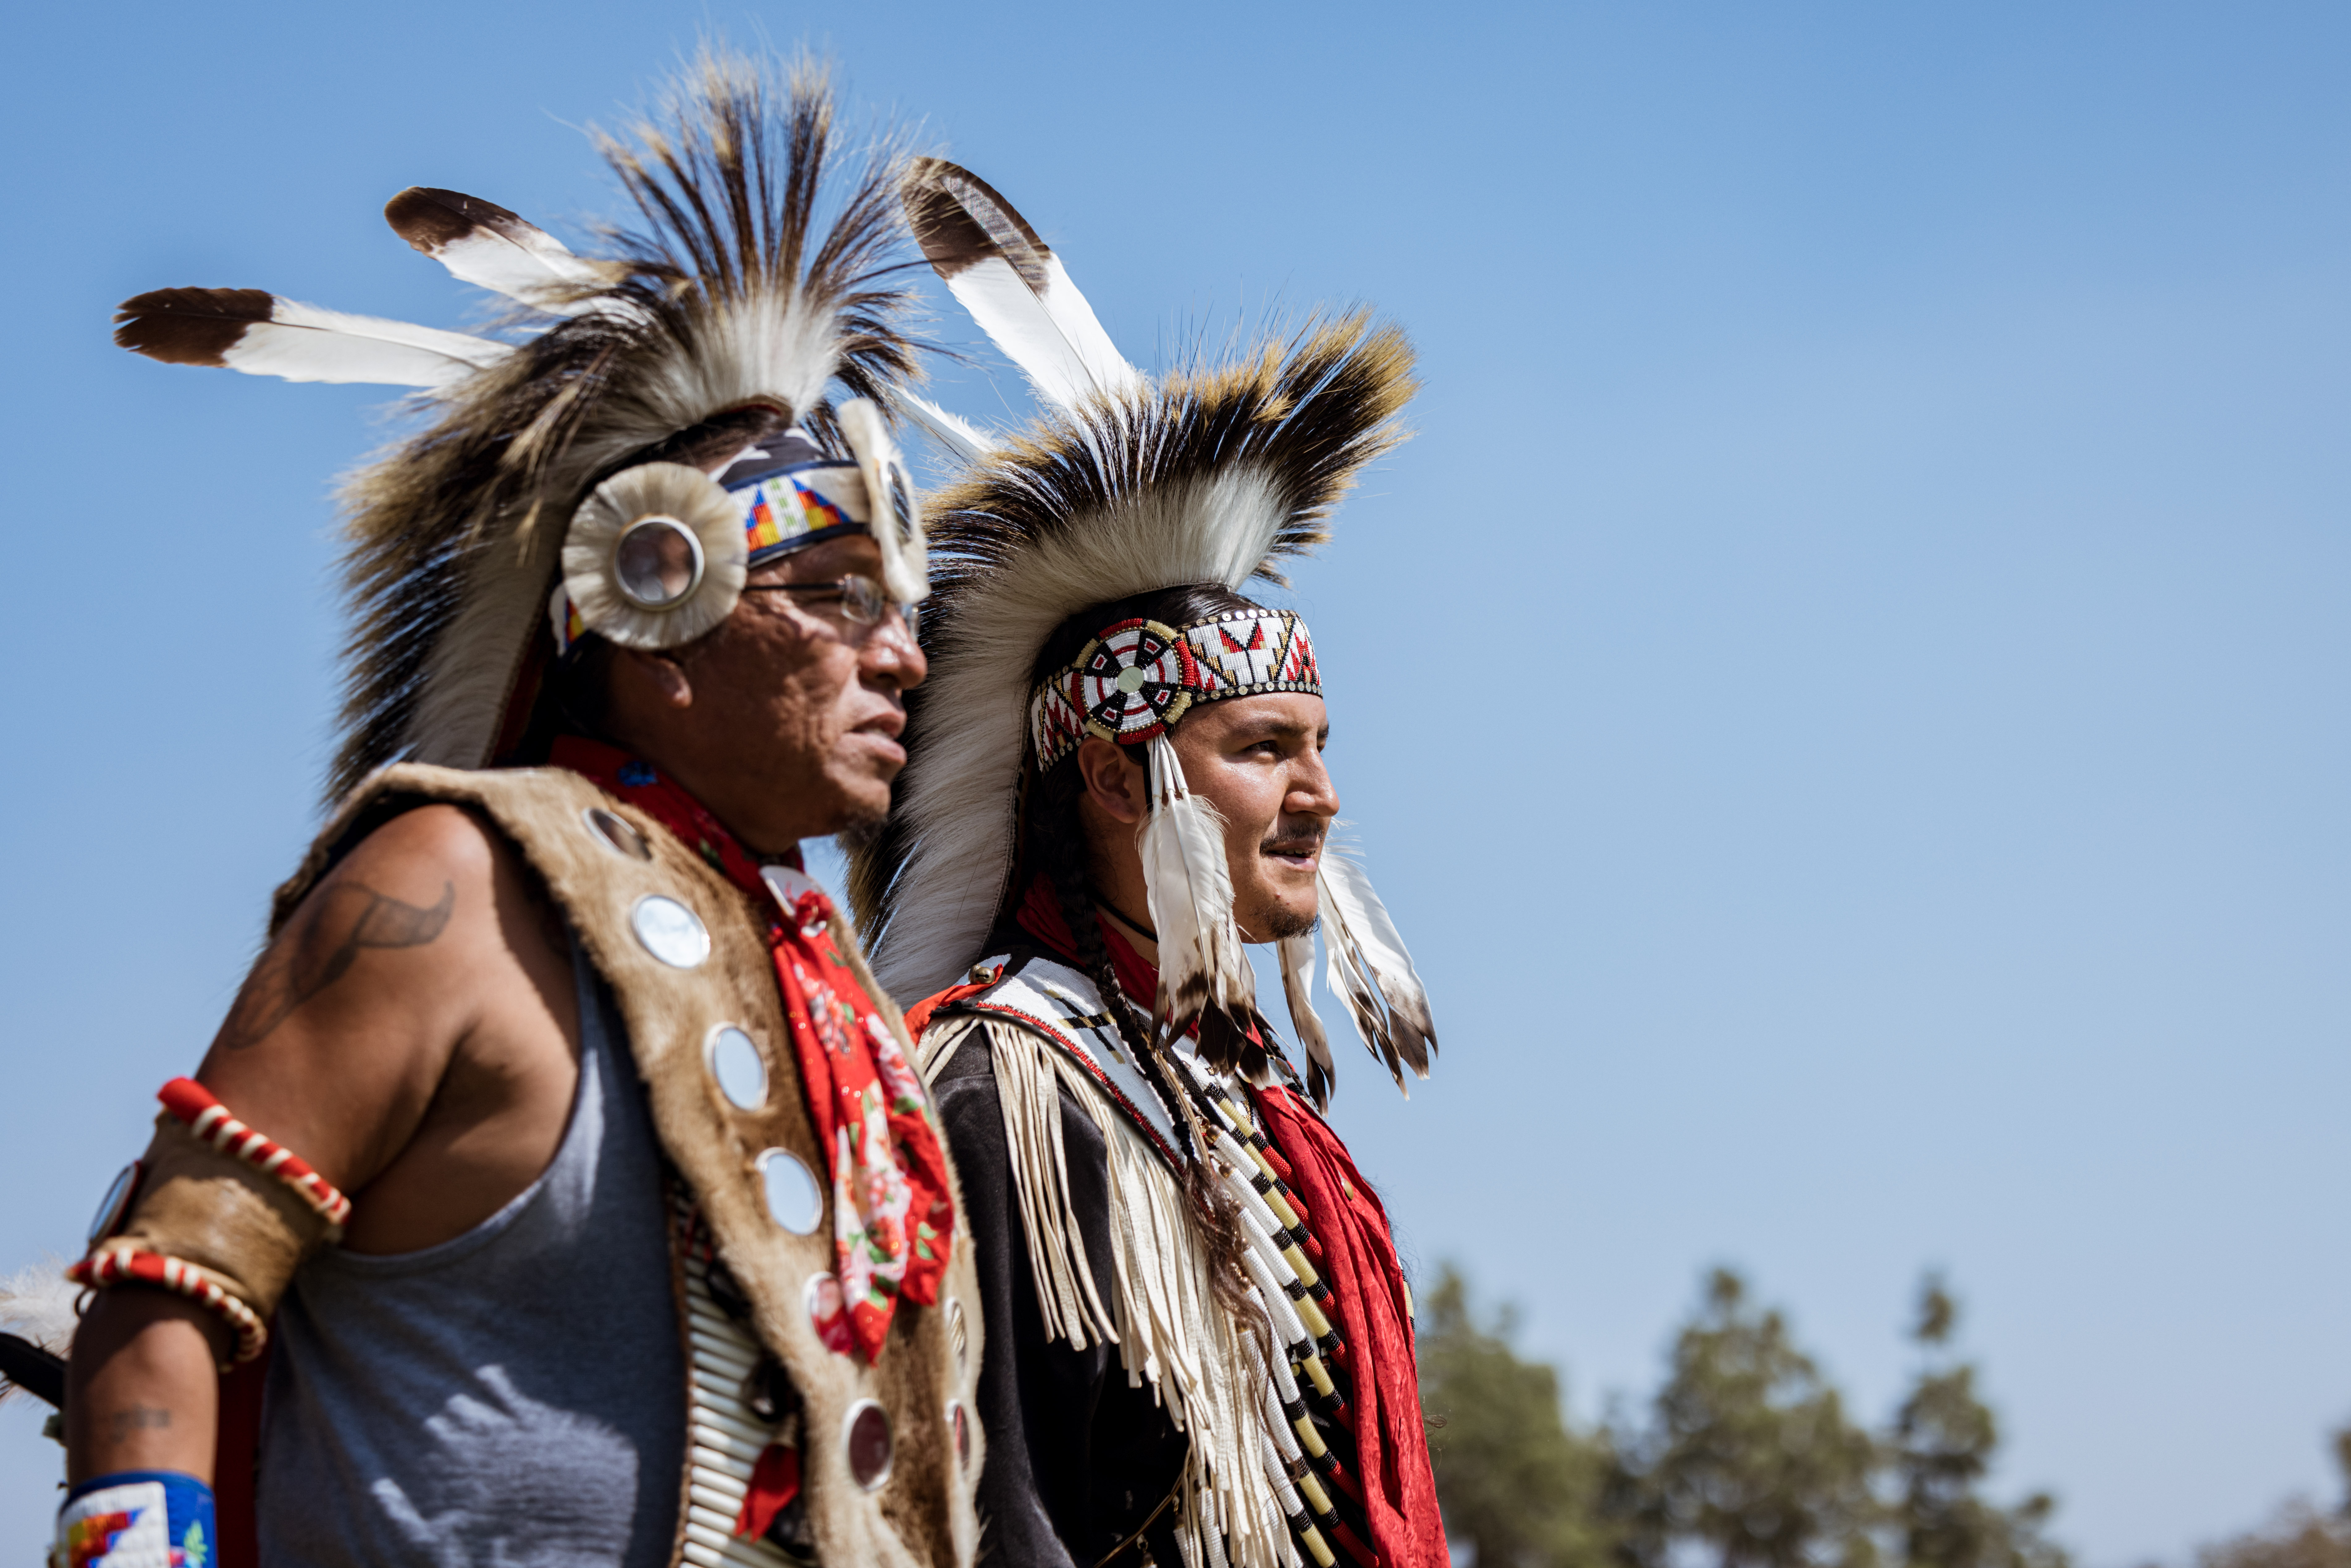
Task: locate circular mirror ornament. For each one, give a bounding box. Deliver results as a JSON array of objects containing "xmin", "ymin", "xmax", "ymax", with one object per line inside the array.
[
  {"xmin": 949, "ymin": 1400, "xmax": 971, "ymax": 1470},
  {"xmin": 613, "ymin": 515, "xmax": 706, "ymax": 609},
  {"xmin": 757, "ymin": 1148, "xmax": 822, "ymax": 1235},
  {"xmin": 947, "ymin": 1297, "xmax": 969, "ymax": 1379},
  {"xmin": 630, "ymin": 895, "xmax": 709, "ymax": 969},
  {"xmin": 86, "ymin": 1162, "xmax": 140, "ymax": 1248},
  {"xmin": 845, "ymin": 1399, "xmax": 894, "ymax": 1491},
  {"xmin": 708, "ymin": 1026, "xmax": 768, "ymax": 1111},
  {"xmin": 560, "ymin": 461, "xmax": 747, "ymax": 650},
  {"xmin": 583, "ymin": 806, "xmax": 651, "ymax": 861}
]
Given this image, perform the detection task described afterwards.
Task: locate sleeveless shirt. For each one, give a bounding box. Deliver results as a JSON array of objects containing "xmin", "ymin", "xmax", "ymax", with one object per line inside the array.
[{"xmin": 254, "ymin": 945, "xmax": 685, "ymax": 1566}]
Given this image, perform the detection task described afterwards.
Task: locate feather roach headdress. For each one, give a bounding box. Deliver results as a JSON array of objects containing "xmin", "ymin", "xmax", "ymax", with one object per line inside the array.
[
  {"xmin": 848, "ymin": 160, "xmax": 1436, "ymax": 1106},
  {"xmin": 114, "ymin": 53, "xmax": 930, "ymax": 801}
]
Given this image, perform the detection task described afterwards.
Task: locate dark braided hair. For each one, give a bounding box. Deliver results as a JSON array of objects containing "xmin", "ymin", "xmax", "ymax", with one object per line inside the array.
[{"xmin": 1018, "ymin": 581, "xmax": 1267, "ymax": 1318}]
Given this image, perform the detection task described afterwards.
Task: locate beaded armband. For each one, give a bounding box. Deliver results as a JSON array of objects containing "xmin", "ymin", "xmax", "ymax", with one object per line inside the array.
[{"xmin": 70, "ymin": 1078, "xmax": 351, "ymax": 1366}]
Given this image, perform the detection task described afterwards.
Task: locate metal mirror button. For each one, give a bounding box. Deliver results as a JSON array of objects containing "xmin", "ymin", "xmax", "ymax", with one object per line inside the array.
[
  {"xmin": 584, "ymin": 806, "xmax": 651, "ymax": 860},
  {"xmin": 947, "ymin": 1297, "xmax": 969, "ymax": 1379},
  {"xmin": 630, "ymin": 895, "xmax": 709, "ymax": 969},
  {"xmin": 613, "ymin": 515, "xmax": 705, "ymax": 609},
  {"xmin": 757, "ymin": 1148, "xmax": 822, "ymax": 1234},
  {"xmin": 708, "ymin": 1026, "xmax": 768, "ymax": 1111},
  {"xmin": 949, "ymin": 1400, "xmax": 970, "ymax": 1469},
  {"xmin": 845, "ymin": 1399, "xmax": 893, "ymax": 1490}
]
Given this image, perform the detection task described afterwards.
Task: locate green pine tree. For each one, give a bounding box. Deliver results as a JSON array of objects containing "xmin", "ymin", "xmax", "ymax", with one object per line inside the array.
[
  {"xmin": 1886, "ymin": 1276, "xmax": 2067, "ymax": 1568},
  {"xmin": 1417, "ymin": 1265, "xmax": 1624, "ymax": 1568},
  {"xmin": 2197, "ymin": 1425, "xmax": 2351, "ymax": 1568},
  {"xmin": 1619, "ymin": 1268, "xmax": 1881, "ymax": 1568}
]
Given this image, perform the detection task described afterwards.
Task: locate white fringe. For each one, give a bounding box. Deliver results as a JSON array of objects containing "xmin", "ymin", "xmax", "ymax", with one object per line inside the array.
[{"xmin": 974, "ymin": 1018, "xmax": 1296, "ymax": 1568}]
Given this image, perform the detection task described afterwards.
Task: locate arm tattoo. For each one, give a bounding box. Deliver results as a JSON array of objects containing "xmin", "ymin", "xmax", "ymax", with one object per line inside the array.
[
  {"xmin": 104, "ymin": 1404, "xmax": 171, "ymax": 1444},
  {"xmin": 217, "ymin": 880, "xmax": 456, "ymax": 1050}
]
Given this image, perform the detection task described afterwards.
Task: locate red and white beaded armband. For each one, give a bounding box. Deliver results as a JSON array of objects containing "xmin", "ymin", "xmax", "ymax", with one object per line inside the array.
[
  {"xmin": 68, "ymin": 1078, "xmax": 353, "ymax": 1364},
  {"xmin": 155, "ymin": 1077, "xmax": 351, "ymax": 1226}
]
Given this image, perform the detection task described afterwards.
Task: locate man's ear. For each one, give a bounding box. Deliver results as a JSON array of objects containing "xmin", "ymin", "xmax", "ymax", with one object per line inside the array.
[
  {"xmin": 1074, "ymin": 736, "xmax": 1146, "ymax": 826},
  {"xmin": 612, "ymin": 646, "xmax": 694, "ymax": 714}
]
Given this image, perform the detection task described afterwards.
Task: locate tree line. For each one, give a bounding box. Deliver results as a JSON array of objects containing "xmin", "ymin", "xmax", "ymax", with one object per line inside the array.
[{"xmin": 1416, "ymin": 1266, "xmax": 2350, "ymax": 1568}]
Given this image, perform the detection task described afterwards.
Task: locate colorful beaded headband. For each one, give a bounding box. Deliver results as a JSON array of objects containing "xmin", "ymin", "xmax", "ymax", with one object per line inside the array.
[
  {"xmin": 551, "ymin": 402, "xmax": 925, "ymax": 658},
  {"xmin": 1028, "ymin": 609, "xmax": 1321, "ymax": 769}
]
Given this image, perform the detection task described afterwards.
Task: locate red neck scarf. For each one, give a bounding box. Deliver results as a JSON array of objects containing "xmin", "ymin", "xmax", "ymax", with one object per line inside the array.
[
  {"xmin": 1007, "ymin": 873, "xmax": 1448, "ymax": 1568},
  {"xmin": 552, "ymin": 738, "xmax": 954, "ymax": 1364}
]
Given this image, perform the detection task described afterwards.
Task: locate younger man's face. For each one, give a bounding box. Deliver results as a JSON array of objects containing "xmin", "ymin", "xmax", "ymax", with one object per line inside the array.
[{"xmin": 1167, "ymin": 692, "xmax": 1338, "ymax": 942}]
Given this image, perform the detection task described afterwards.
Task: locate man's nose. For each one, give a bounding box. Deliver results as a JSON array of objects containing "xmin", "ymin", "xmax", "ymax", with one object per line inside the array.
[{"xmin": 861, "ymin": 614, "xmax": 927, "ymax": 690}]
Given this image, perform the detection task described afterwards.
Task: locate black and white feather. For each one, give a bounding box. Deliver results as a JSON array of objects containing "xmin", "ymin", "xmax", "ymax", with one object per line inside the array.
[{"xmin": 113, "ymin": 52, "xmax": 927, "ymax": 801}]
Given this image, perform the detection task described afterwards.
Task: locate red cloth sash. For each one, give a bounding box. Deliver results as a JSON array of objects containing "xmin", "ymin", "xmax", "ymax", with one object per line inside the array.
[
  {"xmin": 552, "ymin": 738, "xmax": 953, "ymax": 1363},
  {"xmin": 1003, "ymin": 873, "xmax": 1445, "ymax": 1566}
]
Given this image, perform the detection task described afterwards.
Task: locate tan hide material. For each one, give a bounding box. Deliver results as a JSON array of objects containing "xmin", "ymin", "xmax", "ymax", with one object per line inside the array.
[{"xmin": 273, "ymin": 763, "xmax": 985, "ymax": 1568}]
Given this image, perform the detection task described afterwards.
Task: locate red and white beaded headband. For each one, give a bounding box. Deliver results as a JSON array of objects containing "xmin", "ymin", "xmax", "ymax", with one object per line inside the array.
[{"xmin": 1028, "ymin": 609, "xmax": 1321, "ymax": 769}]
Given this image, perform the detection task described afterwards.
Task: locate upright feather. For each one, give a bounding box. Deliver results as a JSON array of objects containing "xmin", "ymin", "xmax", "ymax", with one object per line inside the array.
[
  {"xmin": 384, "ymin": 186, "xmax": 610, "ymax": 313},
  {"xmin": 902, "ymin": 158, "xmax": 1142, "ymax": 413},
  {"xmin": 114, "ymin": 288, "xmax": 510, "ymax": 388},
  {"xmin": 1316, "ymin": 847, "xmax": 1436, "ymax": 1091}
]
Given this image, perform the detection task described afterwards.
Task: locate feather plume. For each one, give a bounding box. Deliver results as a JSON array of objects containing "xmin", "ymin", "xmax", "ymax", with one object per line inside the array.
[
  {"xmin": 851, "ymin": 314, "xmax": 1415, "ymax": 999},
  {"xmin": 384, "ymin": 186, "xmax": 610, "ymax": 313},
  {"xmin": 889, "ymin": 388, "xmax": 998, "ymax": 465},
  {"xmin": 321, "ymin": 53, "xmax": 923, "ymax": 798},
  {"xmin": 1316, "ymin": 847, "xmax": 1436, "ymax": 1092},
  {"xmin": 0, "ymin": 1257, "xmax": 76, "ymax": 1409},
  {"xmin": 1139, "ymin": 735, "xmax": 1256, "ymax": 1044},
  {"xmin": 1277, "ymin": 931, "xmax": 1335, "ymax": 1109},
  {"xmin": 902, "ymin": 158, "xmax": 1142, "ymax": 413},
  {"xmin": 114, "ymin": 288, "xmax": 510, "ymax": 388}
]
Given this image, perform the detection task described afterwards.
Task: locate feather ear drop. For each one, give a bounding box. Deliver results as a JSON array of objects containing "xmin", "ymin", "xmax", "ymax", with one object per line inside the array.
[
  {"xmin": 1316, "ymin": 847, "xmax": 1437, "ymax": 1094},
  {"xmin": 1138, "ymin": 735, "xmax": 1258, "ymax": 1054},
  {"xmin": 561, "ymin": 462, "xmax": 747, "ymax": 649},
  {"xmin": 838, "ymin": 398, "xmax": 931, "ymax": 606},
  {"xmin": 1277, "ymin": 931, "xmax": 1336, "ymax": 1110}
]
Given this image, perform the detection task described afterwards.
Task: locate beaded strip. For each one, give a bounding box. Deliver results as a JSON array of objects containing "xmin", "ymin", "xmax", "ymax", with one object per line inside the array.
[
  {"xmin": 672, "ymin": 1191, "xmax": 807, "ymax": 1568},
  {"xmin": 68, "ymin": 1248, "xmax": 267, "ymax": 1363},
  {"xmin": 157, "ymin": 1077, "xmax": 352, "ymax": 1227}
]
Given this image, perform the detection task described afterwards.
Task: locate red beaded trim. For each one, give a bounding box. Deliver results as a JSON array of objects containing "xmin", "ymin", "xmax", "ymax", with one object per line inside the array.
[
  {"xmin": 157, "ymin": 1078, "xmax": 351, "ymax": 1227},
  {"xmin": 67, "ymin": 1247, "xmax": 268, "ymax": 1363}
]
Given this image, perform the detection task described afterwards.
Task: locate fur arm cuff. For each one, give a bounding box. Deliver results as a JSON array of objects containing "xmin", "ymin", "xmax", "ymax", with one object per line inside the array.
[{"xmin": 69, "ymin": 1080, "xmax": 351, "ymax": 1367}]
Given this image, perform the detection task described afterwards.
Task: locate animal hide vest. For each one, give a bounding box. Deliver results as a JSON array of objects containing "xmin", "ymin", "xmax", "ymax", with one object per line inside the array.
[{"xmin": 273, "ymin": 763, "xmax": 985, "ymax": 1568}]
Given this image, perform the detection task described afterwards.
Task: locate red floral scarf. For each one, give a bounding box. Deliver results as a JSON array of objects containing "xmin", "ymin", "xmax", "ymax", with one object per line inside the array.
[
  {"xmin": 1003, "ymin": 874, "xmax": 1447, "ymax": 1568},
  {"xmin": 553, "ymin": 738, "xmax": 953, "ymax": 1364}
]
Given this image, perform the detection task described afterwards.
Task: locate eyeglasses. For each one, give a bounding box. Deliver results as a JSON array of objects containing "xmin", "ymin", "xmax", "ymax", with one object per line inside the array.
[{"xmin": 741, "ymin": 573, "xmax": 919, "ymax": 636}]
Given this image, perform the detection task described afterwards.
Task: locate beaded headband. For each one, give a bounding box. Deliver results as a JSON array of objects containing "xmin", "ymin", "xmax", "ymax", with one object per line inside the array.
[
  {"xmin": 550, "ymin": 409, "xmax": 924, "ymax": 658},
  {"xmin": 1028, "ymin": 608, "xmax": 1321, "ymax": 769}
]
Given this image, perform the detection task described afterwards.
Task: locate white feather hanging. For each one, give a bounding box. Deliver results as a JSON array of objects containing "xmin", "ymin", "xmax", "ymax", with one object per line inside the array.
[
  {"xmin": 903, "ymin": 158, "xmax": 1144, "ymax": 414},
  {"xmin": 384, "ymin": 186, "xmax": 610, "ymax": 314},
  {"xmin": 1316, "ymin": 847, "xmax": 1436, "ymax": 1092},
  {"xmin": 839, "ymin": 397, "xmax": 931, "ymax": 606},
  {"xmin": 1139, "ymin": 735, "xmax": 1257, "ymax": 1040},
  {"xmin": 113, "ymin": 288, "xmax": 511, "ymax": 388},
  {"xmin": 1276, "ymin": 931, "xmax": 1335, "ymax": 1109}
]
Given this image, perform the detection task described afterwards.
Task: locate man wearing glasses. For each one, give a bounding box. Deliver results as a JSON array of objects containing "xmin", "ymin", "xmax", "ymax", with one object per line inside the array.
[{"xmin": 59, "ymin": 61, "xmax": 985, "ymax": 1568}]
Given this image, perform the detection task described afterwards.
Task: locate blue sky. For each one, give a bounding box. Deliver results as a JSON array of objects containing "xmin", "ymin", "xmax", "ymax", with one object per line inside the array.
[{"xmin": 2, "ymin": 3, "xmax": 2345, "ymax": 1560}]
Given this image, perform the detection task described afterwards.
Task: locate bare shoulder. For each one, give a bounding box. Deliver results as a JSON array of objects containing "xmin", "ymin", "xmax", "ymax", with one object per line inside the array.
[{"xmin": 192, "ymin": 802, "xmax": 563, "ymax": 1189}]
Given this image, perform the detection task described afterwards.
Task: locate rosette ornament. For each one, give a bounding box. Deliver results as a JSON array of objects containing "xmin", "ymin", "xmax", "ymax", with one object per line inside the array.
[{"xmin": 561, "ymin": 461, "xmax": 748, "ymax": 649}]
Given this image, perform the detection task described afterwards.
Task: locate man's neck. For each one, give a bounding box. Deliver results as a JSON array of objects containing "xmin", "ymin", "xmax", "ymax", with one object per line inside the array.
[{"xmin": 1095, "ymin": 899, "xmax": 1159, "ymax": 968}]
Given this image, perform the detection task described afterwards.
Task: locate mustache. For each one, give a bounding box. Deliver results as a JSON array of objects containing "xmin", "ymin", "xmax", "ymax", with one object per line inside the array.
[{"xmin": 1259, "ymin": 825, "xmax": 1326, "ymax": 857}]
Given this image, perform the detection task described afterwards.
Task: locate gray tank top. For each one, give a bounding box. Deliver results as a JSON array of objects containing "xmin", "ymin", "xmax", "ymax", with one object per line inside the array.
[{"xmin": 258, "ymin": 946, "xmax": 685, "ymax": 1566}]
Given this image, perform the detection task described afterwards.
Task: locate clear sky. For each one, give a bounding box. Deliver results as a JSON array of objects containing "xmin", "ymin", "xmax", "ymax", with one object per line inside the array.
[{"xmin": 2, "ymin": 3, "xmax": 2344, "ymax": 1561}]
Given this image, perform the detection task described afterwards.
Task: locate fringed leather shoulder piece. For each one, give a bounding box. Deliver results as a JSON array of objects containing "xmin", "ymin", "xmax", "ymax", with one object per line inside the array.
[
  {"xmin": 281, "ymin": 762, "xmax": 983, "ymax": 1568},
  {"xmin": 850, "ymin": 314, "xmax": 1416, "ymax": 1001}
]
